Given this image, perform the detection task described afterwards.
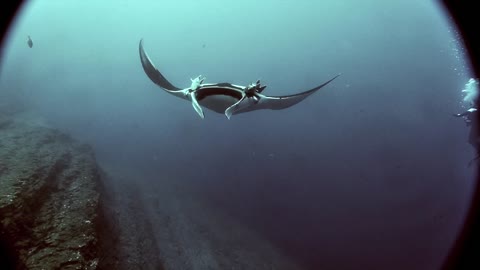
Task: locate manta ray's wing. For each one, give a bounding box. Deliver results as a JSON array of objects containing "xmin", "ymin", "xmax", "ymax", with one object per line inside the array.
[
  {"xmin": 262, "ymin": 74, "xmax": 340, "ymax": 110},
  {"xmin": 234, "ymin": 74, "xmax": 340, "ymax": 115},
  {"xmin": 139, "ymin": 39, "xmax": 182, "ymax": 91}
]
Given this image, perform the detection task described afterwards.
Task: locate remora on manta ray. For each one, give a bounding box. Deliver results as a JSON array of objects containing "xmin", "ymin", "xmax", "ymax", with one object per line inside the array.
[{"xmin": 139, "ymin": 39, "xmax": 340, "ymax": 119}]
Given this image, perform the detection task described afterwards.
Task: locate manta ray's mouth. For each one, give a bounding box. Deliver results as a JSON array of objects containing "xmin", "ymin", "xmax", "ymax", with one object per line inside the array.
[
  {"xmin": 195, "ymin": 87, "xmax": 243, "ymax": 101},
  {"xmin": 194, "ymin": 87, "xmax": 244, "ymax": 114}
]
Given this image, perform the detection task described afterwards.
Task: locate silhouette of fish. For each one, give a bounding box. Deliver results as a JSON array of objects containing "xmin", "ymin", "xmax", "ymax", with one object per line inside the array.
[{"xmin": 27, "ymin": 35, "xmax": 33, "ymax": 48}]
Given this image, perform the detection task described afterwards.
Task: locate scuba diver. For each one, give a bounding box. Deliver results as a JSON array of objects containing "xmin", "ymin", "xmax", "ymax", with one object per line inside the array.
[
  {"xmin": 453, "ymin": 107, "xmax": 477, "ymax": 126},
  {"xmin": 454, "ymin": 78, "xmax": 480, "ymax": 166}
]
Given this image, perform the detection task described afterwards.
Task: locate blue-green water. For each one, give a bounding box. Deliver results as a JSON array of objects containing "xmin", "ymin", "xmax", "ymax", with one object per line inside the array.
[{"xmin": 0, "ymin": 1, "xmax": 476, "ymax": 269}]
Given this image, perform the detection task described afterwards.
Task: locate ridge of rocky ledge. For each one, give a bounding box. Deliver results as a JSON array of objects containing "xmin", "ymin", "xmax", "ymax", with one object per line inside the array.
[{"xmin": 0, "ymin": 115, "xmax": 115, "ymax": 269}]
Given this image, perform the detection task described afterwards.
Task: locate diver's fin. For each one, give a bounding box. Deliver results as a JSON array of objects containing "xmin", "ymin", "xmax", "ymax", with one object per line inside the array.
[
  {"xmin": 467, "ymin": 155, "xmax": 480, "ymax": 168},
  {"xmin": 139, "ymin": 39, "xmax": 181, "ymax": 91}
]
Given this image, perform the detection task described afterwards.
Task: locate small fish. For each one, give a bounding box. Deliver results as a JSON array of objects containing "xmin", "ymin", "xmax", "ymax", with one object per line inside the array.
[{"xmin": 27, "ymin": 35, "xmax": 33, "ymax": 48}]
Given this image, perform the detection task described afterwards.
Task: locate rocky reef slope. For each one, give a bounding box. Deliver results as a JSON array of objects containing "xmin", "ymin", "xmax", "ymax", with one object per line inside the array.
[
  {"xmin": 0, "ymin": 113, "xmax": 112, "ymax": 269},
  {"xmin": 0, "ymin": 111, "xmax": 303, "ymax": 270},
  {"xmin": 102, "ymin": 164, "xmax": 304, "ymax": 270}
]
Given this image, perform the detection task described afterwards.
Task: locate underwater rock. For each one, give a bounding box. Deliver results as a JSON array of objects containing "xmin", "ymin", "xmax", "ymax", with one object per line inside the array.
[
  {"xmin": 0, "ymin": 115, "xmax": 13, "ymax": 130},
  {"xmin": 0, "ymin": 117, "xmax": 113, "ymax": 269},
  {"xmin": 0, "ymin": 111, "xmax": 302, "ymax": 269},
  {"xmin": 102, "ymin": 166, "xmax": 304, "ymax": 270}
]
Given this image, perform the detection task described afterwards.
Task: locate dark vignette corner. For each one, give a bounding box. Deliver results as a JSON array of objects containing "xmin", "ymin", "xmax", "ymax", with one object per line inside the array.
[
  {"xmin": 440, "ymin": 2, "xmax": 480, "ymax": 270},
  {"xmin": 0, "ymin": 4, "xmax": 26, "ymax": 270}
]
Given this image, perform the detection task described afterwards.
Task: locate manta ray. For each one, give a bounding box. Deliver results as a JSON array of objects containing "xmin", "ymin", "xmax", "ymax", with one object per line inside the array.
[{"xmin": 139, "ymin": 39, "xmax": 340, "ymax": 119}]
